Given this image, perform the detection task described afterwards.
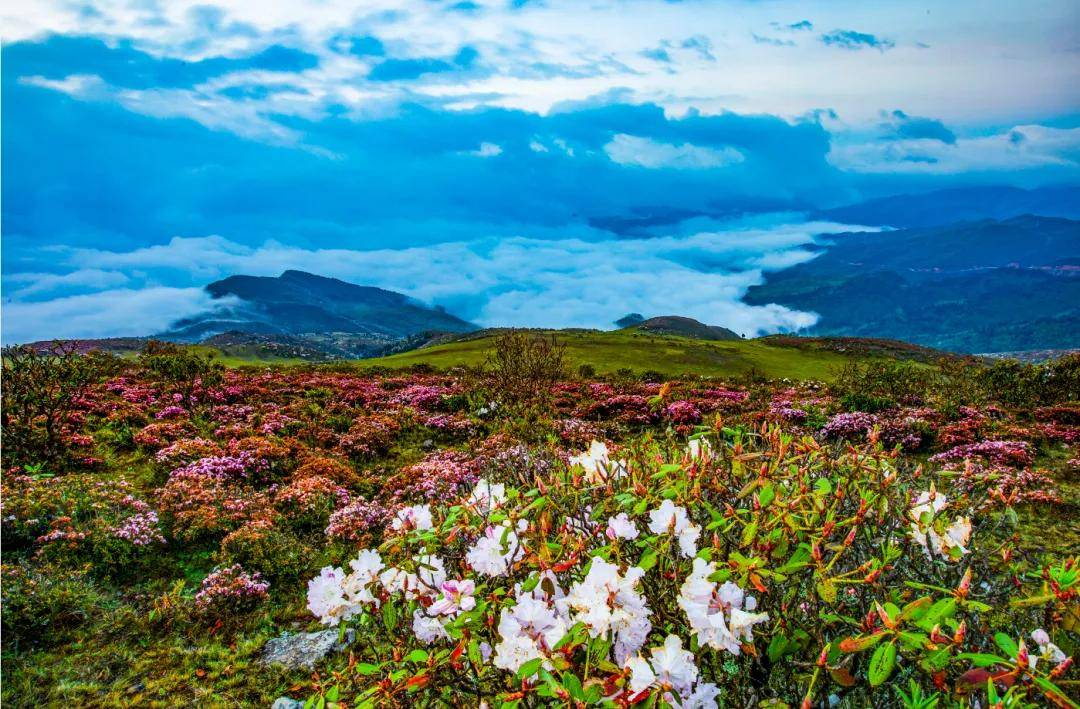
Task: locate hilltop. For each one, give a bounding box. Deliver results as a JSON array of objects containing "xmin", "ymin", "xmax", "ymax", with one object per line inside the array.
[
  {"xmin": 746, "ymin": 215, "xmax": 1080, "ymax": 352},
  {"xmin": 162, "ymin": 270, "xmax": 476, "ymax": 342}
]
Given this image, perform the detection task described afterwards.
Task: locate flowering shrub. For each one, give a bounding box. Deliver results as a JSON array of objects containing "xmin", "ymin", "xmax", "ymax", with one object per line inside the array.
[
  {"xmin": 337, "ymin": 415, "xmax": 400, "ymax": 460},
  {"xmin": 218, "ymin": 521, "xmax": 311, "ymax": 582},
  {"xmin": 296, "ymin": 431, "xmax": 1076, "ymax": 706},
  {"xmin": 3, "ymin": 355, "xmax": 1077, "ymax": 706},
  {"xmin": 930, "ymin": 439, "xmax": 1035, "ymax": 468},
  {"xmin": 385, "ymin": 450, "xmax": 480, "ymax": 503},
  {"xmin": 325, "ymin": 497, "xmax": 391, "ymax": 543},
  {"xmin": 664, "ymin": 400, "xmax": 702, "ymax": 425},
  {"xmin": 192, "ymin": 564, "xmax": 270, "ymax": 620},
  {"xmin": 2, "ymin": 474, "xmax": 165, "ymax": 576},
  {"xmin": 819, "ymin": 410, "xmax": 879, "ymax": 440}
]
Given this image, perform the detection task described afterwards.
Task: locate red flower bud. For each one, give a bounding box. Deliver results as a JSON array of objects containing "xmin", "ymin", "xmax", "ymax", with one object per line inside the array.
[{"xmin": 1050, "ymin": 656, "xmax": 1072, "ymax": 678}]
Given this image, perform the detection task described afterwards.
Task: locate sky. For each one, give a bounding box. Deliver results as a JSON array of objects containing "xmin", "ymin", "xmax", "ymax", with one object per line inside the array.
[{"xmin": 2, "ymin": 0, "xmax": 1079, "ymax": 342}]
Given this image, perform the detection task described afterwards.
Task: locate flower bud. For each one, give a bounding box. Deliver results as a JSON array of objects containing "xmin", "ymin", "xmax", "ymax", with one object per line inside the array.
[{"xmin": 1050, "ymin": 656, "xmax": 1073, "ymax": 678}]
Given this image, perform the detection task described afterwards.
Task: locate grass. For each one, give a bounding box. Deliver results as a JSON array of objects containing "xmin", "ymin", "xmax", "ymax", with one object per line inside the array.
[{"xmin": 359, "ymin": 330, "xmax": 914, "ymax": 381}]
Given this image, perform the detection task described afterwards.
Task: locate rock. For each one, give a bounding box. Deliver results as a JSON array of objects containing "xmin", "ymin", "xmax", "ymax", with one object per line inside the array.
[
  {"xmin": 271, "ymin": 698, "xmax": 304, "ymax": 709},
  {"xmin": 260, "ymin": 628, "xmax": 355, "ymax": 671}
]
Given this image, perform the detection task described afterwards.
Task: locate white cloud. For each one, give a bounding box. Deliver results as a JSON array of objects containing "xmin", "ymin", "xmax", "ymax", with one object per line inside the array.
[
  {"xmin": 1, "ymin": 287, "xmax": 231, "ymax": 344},
  {"xmin": 605, "ymin": 133, "xmax": 744, "ymax": 169},
  {"xmin": 4, "ymin": 268, "xmax": 130, "ymax": 298},
  {"xmin": 466, "ymin": 141, "xmax": 503, "ymax": 157},
  {"xmin": 829, "ymin": 124, "xmax": 1080, "ymax": 174},
  {"xmin": 5, "ymin": 0, "xmax": 1077, "ymax": 126},
  {"xmin": 50, "ymin": 218, "xmax": 881, "ymax": 339}
]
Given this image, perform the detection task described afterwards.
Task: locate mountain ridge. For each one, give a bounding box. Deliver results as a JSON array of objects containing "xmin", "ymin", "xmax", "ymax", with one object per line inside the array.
[{"xmin": 162, "ymin": 270, "xmax": 476, "ymax": 343}]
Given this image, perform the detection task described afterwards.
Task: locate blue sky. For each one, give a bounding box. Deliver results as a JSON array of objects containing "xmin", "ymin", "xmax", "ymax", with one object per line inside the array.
[{"xmin": 2, "ymin": 0, "xmax": 1079, "ymax": 342}]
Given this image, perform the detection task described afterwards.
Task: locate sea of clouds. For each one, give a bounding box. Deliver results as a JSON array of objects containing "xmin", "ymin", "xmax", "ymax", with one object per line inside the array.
[{"xmin": 1, "ymin": 216, "xmax": 881, "ymax": 344}]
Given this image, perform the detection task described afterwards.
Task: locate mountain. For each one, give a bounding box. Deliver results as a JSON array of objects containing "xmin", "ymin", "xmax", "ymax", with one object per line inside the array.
[
  {"xmin": 162, "ymin": 270, "xmax": 476, "ymax": 342},
  {"xmin": 816, "ymin": 185, "xmax": 1080, "ymax": 228},
  {"xmin": 626, "ymin": 315, "xmax": 742, "ymax": 341},
  {"xmin": 744, "ymin": 215, "xmax": 1080, "ymax": 353}
]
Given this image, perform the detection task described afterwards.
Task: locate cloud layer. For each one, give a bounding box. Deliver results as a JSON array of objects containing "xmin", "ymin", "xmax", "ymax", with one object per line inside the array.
[
  {"xmin": 3, "ymin": 218, "xmax": 880, "ymax": 342},
  {"xmin": 2, "ymin": 0, "xmax": 1078, "ymax": 343}
]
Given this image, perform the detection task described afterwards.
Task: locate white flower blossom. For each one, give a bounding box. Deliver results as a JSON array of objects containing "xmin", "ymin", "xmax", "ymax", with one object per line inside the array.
[
  {"xmin": 391, "ymin": 504, "xmax": 434, "ymax": 532},
  {"xmin": 307, "ymin": 566, "xmax": 351, "ymax": 626},
  {"xmin": 468, "ymin": 479, "xmax": 507, "ymax": 512},
  {"xmin": 412, "ymin": 609, "xmax": 451, "ymax": 644},
  {"xmin": 428, "ymin": 579, "xmax": 477, "ymax": 616},
  {"xmin": 687, "ymin": 438, "xmax": 712, "ymax": 461},
  {"xmin": 624, "ymin": 635, "xmax": 720, "ymax": 708},
  {"xmin": 467, "ymin": 520, "xmax": 525, "ymax": 577},
  {"xmin": 559, "ymin": 556, "xmax": 651, "ymax": 663},
  {"xmin": 492, "ymin": 594, "xmax": 569, "ymax": 674},
  {"xmin": 606, "ymin": 513, "xmax": 640, "ymax": 541},
  {"xmin": 570, "ymin": 440, "xmax": 627, "ymax": 483},
  {"xmin": 678, "ymin": 558, "xmax": 769, "ymax": 654},
  {"xmin": 1029, "ymin": 629, "xmax": 1068, "ymax": 668},
  {"xmin": 648, "ymin": 499, "xmax": 701, "ymax": 558},
  {"xmin": 909, "ymin": 487, "xmax": 971, "ymax": 561}
]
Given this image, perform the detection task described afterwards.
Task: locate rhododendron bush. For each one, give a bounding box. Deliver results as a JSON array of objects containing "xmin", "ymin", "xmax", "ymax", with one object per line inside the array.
[
  {"xmin": 298, "ymin": 430, "xmax": 1077, "ymax": 707},
  {"xmin": 1, "ymin": 345, "xmax": 1077, "ymax": 707}
]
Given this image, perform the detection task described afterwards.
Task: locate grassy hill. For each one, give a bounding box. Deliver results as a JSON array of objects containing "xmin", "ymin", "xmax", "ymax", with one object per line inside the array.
[{"xmin": 359, "ymin": 329, "xmax": 946, "ymax": 381}]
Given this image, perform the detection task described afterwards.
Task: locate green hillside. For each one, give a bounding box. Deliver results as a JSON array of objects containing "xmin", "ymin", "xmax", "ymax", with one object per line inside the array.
[{"xmin": 359, "ymin": 329, "xmax": 943, "ymax": 381}]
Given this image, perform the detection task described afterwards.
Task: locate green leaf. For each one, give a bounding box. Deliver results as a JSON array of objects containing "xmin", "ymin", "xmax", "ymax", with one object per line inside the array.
[
  {"xmin": 516, "ymin": 658, "xmax": 543, "ymax": 680},
  {"xmin": 757, "ymin": 484, "xmax": 776, "ymax": 508},
  {"xmin": 406, "ymin": 649, "xmax": 429, "ymax": 663},
  {"xmin": 355, "ymin": 663, "xmax": 380, "ymax": 676},
  {"xmin": 562, "ymin": 674, "xmax": 584, "ymax": 700},
  {"xmin": 638, "ymin": 547, "xmax": 659, "ymax": 571},
  {"xmin": 993, "ymin": 633, "xmax": 1018, "ymax": 658},
  {"xmin": 915, "ymin": 598, "xmax": 956, "ymax": 630},
  {"xmin": 741, "ymin": 521, "xmax": 759, "ymax": 547},
  {"xmin": 868, "ymin": 642, "xmax": 897, "ymax": 687},
  {"xmin": 899, "ymin": 596, "xmax": 933, "ymax": 622},
  {"xmin": 955, "ymin": 652, "xmax": 1008, "ymax": 668},
  {"xmin": 816, "ymin": 580, "xmax": 837, "ymax": 604},
  {"xmin": 382, "ymin": 602, "xmax": 397, "ymax": 632}
]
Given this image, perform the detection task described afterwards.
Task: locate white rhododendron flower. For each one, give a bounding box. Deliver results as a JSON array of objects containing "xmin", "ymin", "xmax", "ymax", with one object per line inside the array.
[
  {"xmin": 626, "ymin": 654, "xmax": 657, "ymax": 694},
  {"xmin": 467, "ymin": 520, "xmax": 526, "ymax": 577},
  {"xmin": 687, "ymin": 438, "xmax": 712, "ymax": 461},
  {"xmin": 391, "ymin": 503, "xmax": 434, "ymax": 532},
  {"xmin": 679, "ymin": 558, "xmax": 769, "ymax": 654},
  {"xmin": 624, "ymin": 635, "xmax": 721, "ymax": 707},
  {"xmin": 910, "ymin": 487, "xmax": 948, "ymax": 521},
  {"xmin": 570, "ymin": 440, "xmax": 627, "ymax": 483},
  {"xmin": 307, "ymin": 550, "xmax": 387, "ymax": 625},
  {"xmin": 606, "ymin": 512, "xmax": 640, "ymax": 541},
  {"xmin": 559, "ymin": 557, "xmax": 651, "ymax": 663},
  {"xmin": 340, "ymin": 549, "xmax": 384, "ymax": 607},
  {"xmin": 1029, "ymin": 629, "xmax": 1068, "ymax": 668},
  {"xmin": 428, "ymin": 579, "xmax": 477, "ymax": 616},
  {"xmin": 307, "ymin": 566, "xmax": 351, "ymax": 626},
  {"xmin": 492, "ymin": 594, "xmax": 569, "ymax": 674},
  {"xmin": 648, "ymin": 499, "xmax": 702, "ymax": 558},
  {"xmin": 468, "ymin": 479, "xmax": 507, "ymax": 512},
  {"xmin": 412, "ymin": 609, "xmax": 451, "ymax": 645},
  {"xmin": 380, "ymin": 554, "xmax": 447, "ymax": 599},
  {"xmin": 909, "ymin": 487, "xmax": 972, "ymax": 561}
]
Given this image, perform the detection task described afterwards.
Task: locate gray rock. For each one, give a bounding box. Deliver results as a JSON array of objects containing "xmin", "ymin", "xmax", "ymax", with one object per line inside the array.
[
  {"xmin": 260, "ymin": 628, "xmax": 355, "ymax": 671},
  {"xmin": 271, "ymin": 698, "xmax": 304, "ymax": 709}
]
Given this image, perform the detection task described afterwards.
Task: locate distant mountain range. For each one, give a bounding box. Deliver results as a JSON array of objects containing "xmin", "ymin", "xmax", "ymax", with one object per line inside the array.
[
  {"xmin": 745, "ymin": 214, "xmax": 1080, "ymax": 353},
  {"xmin": 81, "ymin": 191, "xmax": 1080, "ymax": 358},
  {"xmin": 160, "ymin": 270, "xmax": 475, "ymax": 355}
]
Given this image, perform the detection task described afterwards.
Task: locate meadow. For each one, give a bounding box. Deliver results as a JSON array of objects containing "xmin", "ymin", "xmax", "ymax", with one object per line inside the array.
[{"xmin": 2, "ymin": 335, "xmax": 1078, "ymax": 708}]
